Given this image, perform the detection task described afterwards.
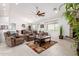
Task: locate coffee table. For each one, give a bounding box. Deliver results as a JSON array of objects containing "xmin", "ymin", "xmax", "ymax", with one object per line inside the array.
[{"xmin": 34, "ymin": 36, "xmax": 51, "ymax": 47}]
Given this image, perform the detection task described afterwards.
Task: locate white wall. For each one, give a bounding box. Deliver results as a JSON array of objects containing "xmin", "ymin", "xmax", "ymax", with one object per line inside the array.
[
  {"xmin": 0, "ymin": 3, "xmax": 70, "ymax": 42},
  {"xmin": 0, "ymin": 17, "xmax": 9, "ymax": 43},
  {"xmin": 8, "ymin": 3, "xmax": 64, "ymax": 31},
  {"xmin": 59, "ymin": 17, "xmax": 70, "ymax": 36},
  {"xmin": 0, "ymin": 17, "xmax": 9, "ymax": 25},
  {"xmin": 35, "ymin": 17, "xmax": 70, "ymax": 38},
  {"xmin": 0, "ymin": 16, "xmax": 70, "ymax": 43}
]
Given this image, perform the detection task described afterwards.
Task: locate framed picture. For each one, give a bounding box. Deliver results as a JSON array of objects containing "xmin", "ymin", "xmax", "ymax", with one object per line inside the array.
[
  {"xmin": 0, "ymin": 25, "xmax": 8, "ymax": 30},
  {"xmin": 22, "ymin": 24, "xmax": 25, "ymax": 28},
  {"xmin": 40, "ymin": 24, "xmax": 44, "ymax": 28}
]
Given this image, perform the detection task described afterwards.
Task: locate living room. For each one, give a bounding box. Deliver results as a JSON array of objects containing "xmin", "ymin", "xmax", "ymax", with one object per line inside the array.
[{"xmin": 0, "ymin": 3, "xmax": 78, "ymax": 56}]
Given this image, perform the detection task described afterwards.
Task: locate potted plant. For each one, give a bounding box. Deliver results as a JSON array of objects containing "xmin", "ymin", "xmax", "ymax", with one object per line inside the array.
[
  {"xmin": 64, "ymin": 3, "xmax": 79, "ymax": 56},
  {"xmin": 59, "ymin": 26, "xmax": 63, "ymax": 39}
]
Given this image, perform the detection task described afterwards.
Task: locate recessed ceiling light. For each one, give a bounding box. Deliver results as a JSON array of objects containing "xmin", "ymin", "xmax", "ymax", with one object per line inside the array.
[
  {"xmin": 2, "ymin": 3, "xmax": 6, "ymax": 7},
  {"xmin": 16, "ymin": 3, "xmax": 19, "ymax": 5},
  {"xmin": 55, "ymin": 10, "xmax": 58, "ymax": 13}
]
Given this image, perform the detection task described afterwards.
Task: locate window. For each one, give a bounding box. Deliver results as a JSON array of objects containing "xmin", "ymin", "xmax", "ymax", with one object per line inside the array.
[
  {"xmin": 48, "ymin": 24, "xmax": 54, "ymax": 31},
  {"xmin": 54, "ymin": 24, "xmax": 59, "ymax": 31},
  {"xmin": 48, "ymin": 23, "xmax": 59, "ymax": 31},
  {"xmin": 32, "ymin": 25, "xmax": 36, "ymax": 30},
  {"xmin": 9, "ymin": 23, "xmax": 16, "ymax": 30}
]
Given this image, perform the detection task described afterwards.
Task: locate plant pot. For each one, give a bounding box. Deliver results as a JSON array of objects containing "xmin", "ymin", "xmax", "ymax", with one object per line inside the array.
[
  {"xmin": 59, "ymin": 35, "xmax": 63, "ymax": 39},
  {"xmin": 77, "ymin": 42, "xmax": 79, "ymax": 56}
]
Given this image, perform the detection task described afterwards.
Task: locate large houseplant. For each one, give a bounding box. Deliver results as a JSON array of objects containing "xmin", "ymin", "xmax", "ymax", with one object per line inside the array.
[
  {"xmin": 59, "ymin": 26, "xmax": 63, "ymax": 39},
  {"xmin": 64, "ymin": 3, "xmax": 79, "ymax": 55}
]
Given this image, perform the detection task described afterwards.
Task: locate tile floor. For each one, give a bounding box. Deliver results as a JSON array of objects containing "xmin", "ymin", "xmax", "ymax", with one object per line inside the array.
[{"xmin": 0, "ymin": 38, "xmax": 77, "ymax": 56}]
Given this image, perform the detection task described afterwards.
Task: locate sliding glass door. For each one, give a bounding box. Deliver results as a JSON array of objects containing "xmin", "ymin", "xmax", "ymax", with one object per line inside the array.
[{"xmin": 47, "ymin": 23, "xmax": 59, "ymax": 38}]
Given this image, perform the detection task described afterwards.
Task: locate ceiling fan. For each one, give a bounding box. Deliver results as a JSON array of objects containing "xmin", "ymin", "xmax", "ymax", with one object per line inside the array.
[{"xmin": 35, "ymin": 7, "xmax": 45, "ymax": 16}]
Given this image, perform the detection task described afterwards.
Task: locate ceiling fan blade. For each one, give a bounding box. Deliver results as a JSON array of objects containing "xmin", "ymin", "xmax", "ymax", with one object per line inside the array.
[
  {"xmin": 37, "ymin": 13, "xmax": 45, "ymax": 16},
  {"xmin": 41, "ymin": 14, "xmax": 45, "ymax": 16},
  {"xmin": 40, "ymin": 12, "xmax": 45, "ymax": 14},
  {"xmin": 37, "ymin": 11, "xmax": 40, "ymax": 14},
  {"xmin": 34, "ymin": 7, "xmax": 45, "ymax": 16}
]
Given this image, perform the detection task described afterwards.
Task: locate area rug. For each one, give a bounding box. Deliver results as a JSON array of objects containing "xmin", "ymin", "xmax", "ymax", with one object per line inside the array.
[{"xmin": 26, "ymin": 41, "xmax": 57, "ymax": 54}]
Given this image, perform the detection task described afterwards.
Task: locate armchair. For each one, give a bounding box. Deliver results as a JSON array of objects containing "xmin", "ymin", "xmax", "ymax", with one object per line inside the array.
[{"xmin": 4, "ymin": 31, "xmax": 24, "ymax": 47}]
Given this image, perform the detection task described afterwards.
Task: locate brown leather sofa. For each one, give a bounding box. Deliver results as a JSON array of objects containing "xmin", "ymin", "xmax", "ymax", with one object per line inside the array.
[
  {"xmin": 4, "ymin": 31, "xmax": 24, "ymax": 47},
  {"xmin": 21, "ymin": 30, "xmax": 34, "ymax": 41},
  {"xmin": 38, "ymin": 31, "xmax": 48, "ymax": 36},
  {"xmin": 21, "ymin": 29, "xmax": 50, "ymax": 42}
]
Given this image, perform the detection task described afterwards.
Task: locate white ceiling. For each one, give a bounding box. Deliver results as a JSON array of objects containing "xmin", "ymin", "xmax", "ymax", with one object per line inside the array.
[{"xmin": 0, "ymin": 3, "xmax": 65, "ymax": 23}]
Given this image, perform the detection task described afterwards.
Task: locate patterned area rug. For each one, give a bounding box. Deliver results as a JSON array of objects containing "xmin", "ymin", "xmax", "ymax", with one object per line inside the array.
[{"xmin": 26, "ymin": 41, "xmax": 57, "ymax": 54}]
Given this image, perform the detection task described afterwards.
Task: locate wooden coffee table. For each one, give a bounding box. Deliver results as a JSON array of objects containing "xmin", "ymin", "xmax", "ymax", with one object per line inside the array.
[{"xmin": 34, "ymin": 36, "xmax": 51, "ymax": 47}]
